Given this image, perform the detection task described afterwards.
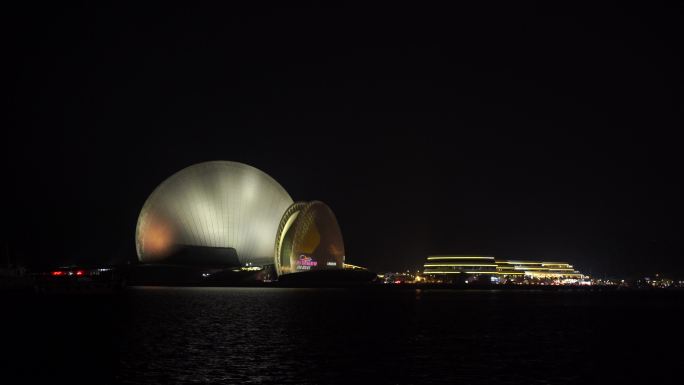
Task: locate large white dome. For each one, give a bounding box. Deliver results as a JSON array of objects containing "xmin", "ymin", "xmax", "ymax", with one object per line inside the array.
[{"xmin": 135, "ymin": 161, "xmax": 293, "ymax": 266}]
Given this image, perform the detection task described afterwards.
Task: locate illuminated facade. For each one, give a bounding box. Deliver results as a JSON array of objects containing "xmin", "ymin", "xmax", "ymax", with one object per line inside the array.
[
  {"xmin": 136, "ymin": 161, "xmax": 349, "ymax": 278},
  {"xmin": 495, "ymin": 260, "xmax": 582, "ymax": 279},
  {"xmin": 423, "ymin": 255, "xmax": 584, "ymax": 281},
  {"xmin": 136, "ymin": 161, "xmax": 293, "ymax": 267},
  {"xmin": 422, "ymin": 255, "xmax": 499, "ymax": 275},
  {"xmin": 274, "ymin": 201, "xmax": 345, "ymax": 276}
]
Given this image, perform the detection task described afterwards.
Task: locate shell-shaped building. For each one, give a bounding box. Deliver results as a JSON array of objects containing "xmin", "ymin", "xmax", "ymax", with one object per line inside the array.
[
  {"xmin": 275, "ymin": 201, "xmax": 345, "ymax": 276},
  {"xmin": 135, "ymin": 161, "xmax": 293, "ymax": 266}
]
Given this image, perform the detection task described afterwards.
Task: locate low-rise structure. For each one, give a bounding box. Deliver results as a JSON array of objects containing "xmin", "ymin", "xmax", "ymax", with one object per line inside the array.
[{"xmin": 422, "ymin": 255, "xmax": 586, "ymax": 284}]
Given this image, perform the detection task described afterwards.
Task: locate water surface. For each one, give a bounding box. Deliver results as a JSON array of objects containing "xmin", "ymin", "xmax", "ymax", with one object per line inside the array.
[{"xmin": 3, "ymin": 287, "xmax": 682, "ymax": 384}]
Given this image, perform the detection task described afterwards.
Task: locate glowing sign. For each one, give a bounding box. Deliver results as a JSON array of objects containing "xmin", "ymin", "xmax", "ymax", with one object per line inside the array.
[{"xmin": 296, "ymin": 255, "xmax": 318, "ymax": 270}]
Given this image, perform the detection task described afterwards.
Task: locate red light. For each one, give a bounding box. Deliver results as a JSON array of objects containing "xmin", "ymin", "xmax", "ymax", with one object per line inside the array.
[
  {"xmin": 394, "ymin": 280, "xmax": 402, "ymax": 284},
  {"xmin": 76, "ymin": 270, "xmax": 84, "ymax": 276},
  {"xmin": 51, "ymin": 271, "xmax": 63, "ymax": 276}
]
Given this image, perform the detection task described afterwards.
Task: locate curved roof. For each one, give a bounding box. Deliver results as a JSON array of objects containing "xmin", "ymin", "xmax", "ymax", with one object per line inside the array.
[
  {"xmin": 274, "ymin": 202, "xmax": 308, "ymax": 275},
  {"xmin": 135, "ymin": 161, "xmax": 293, "ymax": 265},
  {"xmin": 274, "ymin": 201, "xmax": 345, "ymax": 276}
]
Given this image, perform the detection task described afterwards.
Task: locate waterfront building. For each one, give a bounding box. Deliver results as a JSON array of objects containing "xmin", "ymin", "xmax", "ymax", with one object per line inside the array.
[
  {"xmin": 423, "ymin": 255, "xmax": 498, "ymax": 275},
  {"xmin": 136, "ymin": 161, "xmax": 349, "ymax": 278},
  {"xmin": 495, "ymin": 260, "xmax": 582, "ymax": 279},
  {"xmin": 422, "ymin": 255, "xmax": 585, "ymax": 283}
]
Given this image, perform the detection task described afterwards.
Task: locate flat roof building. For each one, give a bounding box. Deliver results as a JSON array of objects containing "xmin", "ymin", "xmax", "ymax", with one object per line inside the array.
[
  {"xmin": 496, "ymin": 260, "xmax": 582, "ymax": 279},
  {"xmin": 423, "ymin": 255, "xmax": 585, "ymax": 283},
  {"xmin": 423, "ymin": 255, "xmax": 498, "ymax": 275}
]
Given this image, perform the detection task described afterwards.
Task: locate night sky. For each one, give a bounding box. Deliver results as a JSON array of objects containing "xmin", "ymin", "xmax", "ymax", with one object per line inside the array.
[{"xmin": 6, "ymin": 3, "xmax": 683, "ymax": 277}]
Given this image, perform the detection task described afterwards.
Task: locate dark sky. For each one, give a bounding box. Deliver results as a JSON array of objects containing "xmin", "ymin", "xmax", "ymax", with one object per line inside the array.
[{"xmin": 6, "ymin": 2, "xmax": 683, "ymax": 277}]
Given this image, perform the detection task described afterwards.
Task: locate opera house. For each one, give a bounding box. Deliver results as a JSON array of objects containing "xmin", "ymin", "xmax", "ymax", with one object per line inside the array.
[{"xmin": 134, "ymin": 161, "xmax": 368, "ymax": 283}]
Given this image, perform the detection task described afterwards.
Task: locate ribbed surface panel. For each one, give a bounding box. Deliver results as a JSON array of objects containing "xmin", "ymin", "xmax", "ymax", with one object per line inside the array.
[{"xmin": 136, "ymin": 161, "xmax": 293, "ymax": 265}]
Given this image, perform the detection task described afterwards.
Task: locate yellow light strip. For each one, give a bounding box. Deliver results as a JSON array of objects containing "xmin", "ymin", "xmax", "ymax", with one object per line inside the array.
[
  {"xmin": 423, "ymin": 259, "xmax": 583, "ymax": 277},
  {"xmin": 500, "ymin": 261, "xmax": 543, "ymax": 265},
  {"xmin": 525, "ymin": 272, "xmax": 583, "ymax": 277},
  {"xmin": 423, "ymin": 264, "xmax": 498, "ymax": 267},
  {"xmin": 427, "ymin": 256, "xmax": 494, "ymax": 260},
  {"xmin": 424, "ymin": 271, "xmax": 525, "ymax": 275}
]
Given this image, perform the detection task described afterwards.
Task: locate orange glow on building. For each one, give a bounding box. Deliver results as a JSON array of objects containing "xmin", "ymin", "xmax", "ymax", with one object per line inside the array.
[{"xmin": 141, "ymin": 215, "xmax": 176, "ymax": 259}]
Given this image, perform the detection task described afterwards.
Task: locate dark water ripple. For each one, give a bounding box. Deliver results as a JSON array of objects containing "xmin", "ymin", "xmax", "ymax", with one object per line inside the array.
[{"xmin": 3, "ymin": 287, "xmax": 683, "ymax": 384}]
